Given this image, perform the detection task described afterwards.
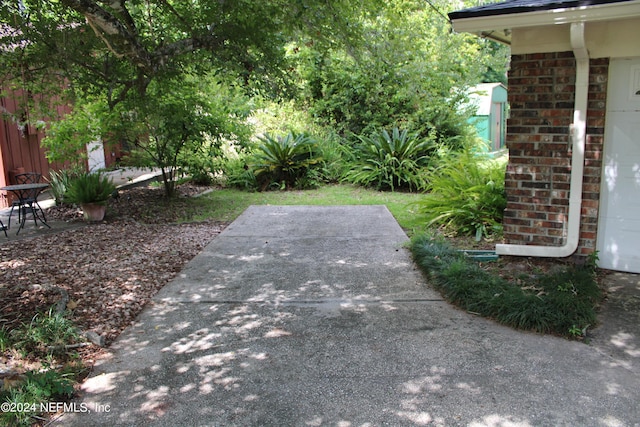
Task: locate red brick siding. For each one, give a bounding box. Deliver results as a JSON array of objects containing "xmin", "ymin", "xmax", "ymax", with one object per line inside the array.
[{"xmin": 504, "ymin": 53, "xmax": 608, "ymax": 255}]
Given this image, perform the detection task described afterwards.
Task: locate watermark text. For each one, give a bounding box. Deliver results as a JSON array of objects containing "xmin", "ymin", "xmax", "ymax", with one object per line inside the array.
[{"xmin": 1, "ymin": 401, "xmax": 111, "ymax": 414}]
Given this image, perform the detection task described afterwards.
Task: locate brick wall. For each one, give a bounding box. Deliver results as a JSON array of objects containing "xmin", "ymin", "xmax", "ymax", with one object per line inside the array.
[{"xmin": 503, "ymin": 52, "xmax": 608, "ymax": 256}]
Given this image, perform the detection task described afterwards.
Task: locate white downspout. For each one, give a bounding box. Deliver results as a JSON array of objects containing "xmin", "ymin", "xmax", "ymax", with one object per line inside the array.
[{"xmin": 496, "ymin": 22, "xmax": 588, "ymax": 258}]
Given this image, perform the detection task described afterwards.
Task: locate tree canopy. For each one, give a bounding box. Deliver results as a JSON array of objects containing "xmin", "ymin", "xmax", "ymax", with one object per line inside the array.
[
  {"xmin": 1, "ymin": 0, "xmax": 378, "ymax": 106},
  {"xmin": 289, "ymin": 0, "xmax": 508, "ymax": 141},
  {"xmin": 1, "ymin": 0, "xmax": 509, "ymax": 196},
  {"xmin": 1, "ymin": 0, "xmax": 385, "ymax": 195}
]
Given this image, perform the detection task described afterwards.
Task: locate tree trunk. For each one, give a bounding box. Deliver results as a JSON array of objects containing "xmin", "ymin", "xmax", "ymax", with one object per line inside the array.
[{"xmin": 161, "ymin": 167, "xmax": 176, "ymax": 198}]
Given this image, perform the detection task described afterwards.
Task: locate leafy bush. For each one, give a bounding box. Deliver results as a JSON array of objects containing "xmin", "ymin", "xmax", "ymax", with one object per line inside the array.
[
  {"xmin": 418, "ymin": 149, "xmax": 506, "ymax": 240},
  {"xmin": 410, "ymin": 236, "xmax": 602, "ymax": 338},
  {"xmin": 48, "ymin": 168, "xmax": 84, "ymax": 206},
  {"xmin": 180, "ymin": 147, "xmax": 222, "ymax": 186},
  {"xmin": 289, "ymin": 4, "xmax": 508, "ymax": 144},
  {"xmin": 222, "ymin": 157, "xmax": 258, "ymax": 190},
  {"xmin": 0, "ymin": 367, "xmax": 77, "ymax": 427},
  {"xmin": 250, "ymin": 132, "xmax": 322, "ymax": 190},
  {"xmin": 315, "ymin": 132, "xmax": 353, "ymax": 184},
  {"xmin": 65, "ymin": 172, "xmax": 116, "ymax": 205},
  {"xmin": 344, "ymin": 127, "xmax": 433, "ymax": 191}
]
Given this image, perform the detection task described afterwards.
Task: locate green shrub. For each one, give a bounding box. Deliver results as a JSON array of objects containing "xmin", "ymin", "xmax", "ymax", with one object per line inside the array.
[
  {"xmin": 48, "ymin": 168, "xmax": 83, "ymax": 206},
  {"xmin": 250, "ymin": 132, "xmax": 322, "ymax": 190},
  {"xmin": 222, "ymin": 157, "xmax": 258, "ymax": 190},
  {"xmin": 0, "ymin": 367, "xmax": 77, "ymax": 427},
  {"xmin": 410, "ymin": 236, "xmax": 602, "ymax": 338},
  {"xmin": 418, "ymin": 149, "xmax": 506, "ymax": 240},
  {"xmin": 344, "ymin": 127, "xmax": 433, "ymax": 191},
  {"xmin": 182, "ymin": 153, "xmax": 219, "ymax": 186},
  {"xmin": 65, "ymin": 172, "xmax": 116, "ymax": 205},
  {"xmin": 316, "ymin": 133, "xmax": 353, "ymax": 184}
]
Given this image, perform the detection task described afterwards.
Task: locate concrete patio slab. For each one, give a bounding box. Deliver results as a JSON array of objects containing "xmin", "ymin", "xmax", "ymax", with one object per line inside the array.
[{"xmin": 56, "ymin": 205, "xmax": 640, "ymax": 427}]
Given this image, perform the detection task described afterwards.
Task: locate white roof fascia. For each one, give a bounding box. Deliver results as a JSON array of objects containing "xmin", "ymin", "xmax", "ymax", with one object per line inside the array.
[{"xmin": 450, "ymin": 0, "xmax": 640, "ymax": 34}]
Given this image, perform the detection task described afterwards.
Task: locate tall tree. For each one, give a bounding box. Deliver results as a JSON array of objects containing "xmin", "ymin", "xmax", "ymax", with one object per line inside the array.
[
  {"xmin": 290, "ymin": 0, "xmax": 509, "ymax": 142},
  {"xmin": 1, "ymin": 0, "xmax": 379, "ymax": 194}
]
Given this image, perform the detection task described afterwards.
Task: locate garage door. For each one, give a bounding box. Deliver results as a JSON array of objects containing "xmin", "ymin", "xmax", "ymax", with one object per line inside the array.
[{"xmin": 597, "ymin": 57, "xmax": 640, "ymax": 273}]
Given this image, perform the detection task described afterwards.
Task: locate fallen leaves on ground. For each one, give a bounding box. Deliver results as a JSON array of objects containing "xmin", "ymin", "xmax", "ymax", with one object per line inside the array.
[{"xmin": 1, "ymin": 184, "xmax": 226, "ymax": 350}]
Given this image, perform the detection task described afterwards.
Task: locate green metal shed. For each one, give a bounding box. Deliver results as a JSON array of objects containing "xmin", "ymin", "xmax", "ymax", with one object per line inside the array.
[{"xmin": 467, "ymin": 83, "xmax": 508, "ymax": 152}]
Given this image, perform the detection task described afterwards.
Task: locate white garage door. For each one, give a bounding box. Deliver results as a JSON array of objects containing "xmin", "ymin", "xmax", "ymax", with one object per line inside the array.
[{"xmin": 597, "ymin": 57, "xmax": 640, "ymax": 272}]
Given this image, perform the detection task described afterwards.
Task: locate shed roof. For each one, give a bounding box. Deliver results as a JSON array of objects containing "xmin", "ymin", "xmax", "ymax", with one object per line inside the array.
[{"xmin": 467, "ymin": 83, "xmax": 507, "ymax": 116}]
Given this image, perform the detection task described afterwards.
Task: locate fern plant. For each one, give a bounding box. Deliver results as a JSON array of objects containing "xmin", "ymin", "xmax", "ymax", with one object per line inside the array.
[
  {"xmin": 418, "ymin": 150, "xmax": 507, "ymax": 240},
  {"xmin": 250, "ymin": 132, "xmax": 322, "ymax": 190},
  {"xmin": 344, "ymin": 127, "xmax": 433, "ymax": 191}
]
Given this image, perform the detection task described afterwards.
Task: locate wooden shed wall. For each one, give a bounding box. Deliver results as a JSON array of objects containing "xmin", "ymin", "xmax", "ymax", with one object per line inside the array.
[{"xmin": 0, "ymin": 90, "xmax": 70, "ymax": 207}]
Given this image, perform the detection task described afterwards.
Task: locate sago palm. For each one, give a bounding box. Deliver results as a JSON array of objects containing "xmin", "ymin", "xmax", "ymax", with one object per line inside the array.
[{"xmin": 251, "ymin": 132, "xmax": 322, "ymax": 190}]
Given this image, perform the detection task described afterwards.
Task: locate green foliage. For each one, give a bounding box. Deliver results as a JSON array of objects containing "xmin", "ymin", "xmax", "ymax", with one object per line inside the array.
[
  {"xmin": 48, "ymin": 167, "xmax": 84, "ymax": 206},
  {"xmin": 65, "ymin": 172, "xmax": 116, "ymax": 205},
  {"xmin": 250, "ymin": 132, "xmax": 322, "ymax": 190},
  {"xmin": 23, "ymin": 368, "xmax": 76, "ymax": 400},
  {"xmin": 222, "ymin": 157, "xmax": 258, "ymax": 191},
  {"xmin": 1, "ymin": 389, "xmax": 37, "ymax": 427},
  {"xmin": 585, "ymin": 250, "xmax": 600, "ymax": 271},
  {"xmin": 0, "ymin": 366, "xmax": 78, "ymax": 427},
  {"xmin": 418, "ymin": 149, "xmax": 507, "ymax": 240},
  {"xmin": 410, "ymin": 236, "xmax": 602, "ymax": 338},
  {"xmin": 111, "ymin": 76, "xmax": 252, "ymax": 197},
  {"xmin": 344, "ymin": 127, "xmax": 433, "ymax": 191},
  {"xmin": 289, "ymin": 0, "xmax": 506, "ymax": 143},
  {"xmin": 40, "ymin": 101, "xmax": 113, "ymax": 166},
  {"xmin": 179, "ymin": 137, "xmax": 226, "ymax": 186},
  {"xmin": 0, "ymin": 327, "xmax": 10, "ymax": 352},
  {"xmin": 250, "ymin": 99, "xmax": 317, "ymax": 136},
  {"xmin": 1, "ymin": 0, "xmax": 375, "ymax": 107},
  {"xmin": 3, "ymin": 0, "xmax": 367, "ymax": 198},
  {"xmin": 184, "ymin": 156, "xmax": 218, "ymax": 186},
  {"xmin": 11, "ymin": 308, "xmax": 81, "ymax": 357},
  {"xmin": 316, "ymin": 132, "xmax": 354, "ymax": 184}
]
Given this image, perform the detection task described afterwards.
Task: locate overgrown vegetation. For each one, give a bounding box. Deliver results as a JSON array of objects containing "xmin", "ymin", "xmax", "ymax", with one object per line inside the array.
[
  {"xmin": 1, "ymin": 308, "xmax": 86, "ymax": 427},
  {"xmin": 250, "ymin": 132, "xmax": 323, "ymax": 190},
  {"xmin": 11, "ymin": 309, "xmax": 82, "ymax": 357},
  {"xmin": 4, "ymin": 0, "xmax": 508, "ymax": 199},
  {"xmin": 291, "ymin": 2, "xmax": 506, "ymax": 141},
  {"xmin": 344, "ymin": 128, "xmax": 433, "ymax": 191},
  {"xmin": 410, "ymin": 236, "xmax": 602, "ymax": 339},
  {"xmin": 417, "ymin": 148, "xmax": 507, "ymax": 240},
  {"xmin": 65, "ymin": 172, "xmax": 117, "ymax": 205}
]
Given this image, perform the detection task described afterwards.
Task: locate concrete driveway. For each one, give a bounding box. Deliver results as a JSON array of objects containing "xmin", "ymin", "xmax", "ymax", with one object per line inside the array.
[{"xmin": 58, "ymin": 205, "xmax": 640, "ymax": 426}]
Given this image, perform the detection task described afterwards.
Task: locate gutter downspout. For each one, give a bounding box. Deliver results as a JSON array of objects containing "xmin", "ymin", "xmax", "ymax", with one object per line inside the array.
[{"xmin": 496, "ymin": 22, "xmax": 589, "ymax": 258}]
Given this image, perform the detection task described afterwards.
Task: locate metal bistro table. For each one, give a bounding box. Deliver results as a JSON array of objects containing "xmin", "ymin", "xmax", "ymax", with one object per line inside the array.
[{"xmin": 1, "ymin": 183, "xmax": 51, "ymax": 234}]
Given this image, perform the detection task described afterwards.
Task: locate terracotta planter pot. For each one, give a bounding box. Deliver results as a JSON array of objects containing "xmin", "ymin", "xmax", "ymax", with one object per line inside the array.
[{"xmin": 81, "ymin": 203, "xmax": 107, "ymax": 222}]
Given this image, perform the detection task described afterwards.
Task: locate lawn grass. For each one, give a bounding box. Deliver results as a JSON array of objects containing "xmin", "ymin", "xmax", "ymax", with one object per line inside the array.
[{"xmin": 193, "ymin": 184, "xmax": 427, "ymax": 235}]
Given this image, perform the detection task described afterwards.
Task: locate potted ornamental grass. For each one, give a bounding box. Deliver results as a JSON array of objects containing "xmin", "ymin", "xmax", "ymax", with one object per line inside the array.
[{"xmin": 65, "ymin": 172, "xmax": 116, "ymax": 221}]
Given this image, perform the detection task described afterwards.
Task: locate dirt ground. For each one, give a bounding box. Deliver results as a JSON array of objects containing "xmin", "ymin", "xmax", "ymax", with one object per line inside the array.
[{"xmin": 1, "ymin": 185, "xmax": 226, "ymax": 364}]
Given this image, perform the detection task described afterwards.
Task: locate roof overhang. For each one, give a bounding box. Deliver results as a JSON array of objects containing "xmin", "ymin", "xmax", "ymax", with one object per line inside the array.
[{"xmin": 449, "ymin": 0, "xmax": 640, "ymax": 45}]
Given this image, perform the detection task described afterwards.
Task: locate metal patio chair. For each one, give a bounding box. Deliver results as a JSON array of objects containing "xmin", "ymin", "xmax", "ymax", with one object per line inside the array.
[{"xmin": 7, "ymin": 172, "xmax": 47, "ymax": 230}]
